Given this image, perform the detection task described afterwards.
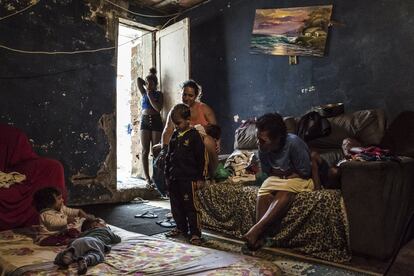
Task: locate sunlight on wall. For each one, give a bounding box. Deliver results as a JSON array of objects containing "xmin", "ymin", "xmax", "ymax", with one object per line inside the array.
[{"xmin": 116, "ymin": 23, "xmax": 142, "ymax": 186}]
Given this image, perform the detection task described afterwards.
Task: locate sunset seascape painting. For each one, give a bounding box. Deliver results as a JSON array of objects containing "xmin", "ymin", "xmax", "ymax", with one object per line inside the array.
[{"xmin": 250, "ymin": 5, "xmax": 333, "ymax": 57}]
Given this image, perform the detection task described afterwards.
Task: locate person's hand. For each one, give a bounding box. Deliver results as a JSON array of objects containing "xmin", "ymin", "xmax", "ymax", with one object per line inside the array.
[
  {"xmin": 215, "ymin": 139, "xmax": 221, "ymax": 154},
  {"xmin": 137, "ymin": 77, "xmax": 146, "ymax": 87},
  {"xmin": 78, "ymin": 209, "xmax": 91, "ymax": 219},
  {"xmin": 156, "ymin": 146, "xmax": 168, "ymax": 168},
  {"xmin": 195, "ymin": 180, "xmax": 205, "ymax": 190},
  {"xmin": 86, "ymin": 213, "xmax": 96, "ymax": 220},
  {"xmin": 286, "ymin": 172, "xmax": 300, "ymax": 179},
  {"xmin": 67, "ymin": 216, "xmax": 77, "ymax": 224}
]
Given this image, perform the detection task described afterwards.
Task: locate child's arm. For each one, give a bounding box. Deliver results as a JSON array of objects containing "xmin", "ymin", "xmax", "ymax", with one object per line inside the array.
[
  {"xmin": 41, "ymin": 212, "xmax": 69, "ymax": 231},
  {"xmin": 164, "ymin": 132, "xmax": 177, "ymax": 189},
  {"xmin": 61, "ymin": 205, "xmax": 94, "ymax": 221},
  {"xmin": 164, "ymin": 145, "xmax": 171, "ymax": 183},
  {"xmin": 110, "ymin": 232, "xmax": 122, "ymax": 244},
  {"xmin": 193, "ymin": 131, "xmax": 207, "ymax": 181},
  {"xmin": 107, "ymin": 228, "xmax": 122, "ymax": 244},
  {"xmin": 78, "ymin": 209, "xmax": 95, "ymax": 220}
]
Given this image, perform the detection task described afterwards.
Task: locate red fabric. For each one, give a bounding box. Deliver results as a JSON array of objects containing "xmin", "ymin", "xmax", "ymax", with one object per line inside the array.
[
  {"xmin": 39, "ymin": 228, "xmax": 80, "ymax": 246},
  {"xmin": 0, "ymin": 124, "xmax": 66, "ymax": 230}
]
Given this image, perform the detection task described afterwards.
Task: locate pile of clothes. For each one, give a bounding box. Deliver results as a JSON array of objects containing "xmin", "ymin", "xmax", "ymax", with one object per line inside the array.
[{"xmin": 222, "ymin": 150, "xmax": 258, "ymax": 183}]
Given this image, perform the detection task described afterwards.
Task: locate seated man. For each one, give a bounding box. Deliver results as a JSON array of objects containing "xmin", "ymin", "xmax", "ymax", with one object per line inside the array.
[{"xmin": 243, "ymin": 113, "xmax": 314, "ymax": 250}]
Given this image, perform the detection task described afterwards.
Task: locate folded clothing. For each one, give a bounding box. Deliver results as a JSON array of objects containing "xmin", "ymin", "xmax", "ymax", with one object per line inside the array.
[{"xmin": 0, "ymin": 171, "xmax": 26, "ymax": 188}]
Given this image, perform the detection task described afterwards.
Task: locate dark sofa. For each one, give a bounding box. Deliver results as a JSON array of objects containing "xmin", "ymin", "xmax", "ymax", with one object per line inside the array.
[
  {"xmin": 202, "ymin": 109, "xmax": 414, "ymax": 260},
  {"xmin": 304, "ymin": 109, "xmax": 414, "ymax": 259}
]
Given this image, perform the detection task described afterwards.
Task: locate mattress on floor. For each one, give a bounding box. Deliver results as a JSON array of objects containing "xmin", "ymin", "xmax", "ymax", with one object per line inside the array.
[{"xmin": 0, "ymin": 225, "xmax": 282, "ymax": 276}]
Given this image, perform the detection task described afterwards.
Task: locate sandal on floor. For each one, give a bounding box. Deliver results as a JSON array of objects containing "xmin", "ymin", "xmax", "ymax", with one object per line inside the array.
[
  {"xmin": 134, "ymin": 211, "xmax": 158, "ymax": 218},
  {"xmin": 132, "ymin": 197, "xmax": 149, "ymax": 204},
  {"xmin": 156, "ymin": 218, "xmax": 177, "ymax": 228},
  {"xmin": 189, "ymin": 236, "xmax": 203, "ymax": 246},
  {"xmin": 146, "ymin": 180, "xmax": 156, "ymax": 190},
  {"xmin": 165, "ymin": 228, "xmax": 182, "ymax": 237}
]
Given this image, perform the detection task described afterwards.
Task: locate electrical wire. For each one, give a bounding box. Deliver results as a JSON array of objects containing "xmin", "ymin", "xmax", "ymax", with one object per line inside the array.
[
  {"xmin": 0, "ymin": 30, "xmax": 154, "ymax": 78},
  {"xmin": 0, "ymin": 29, "xmax": 153, "ymax": 55},
  {"xmin": 103, "ymin": 0, "xmax": 180, "ymax": 18},
  {"xmin": 0, "ymin": 44, "xmax": 115, "ymax": 55},
  {"xmin": 160, "ymin": 13, "xmax": 181, "ymax": 30},
  {"xmin": 0, "ymin": 0, "xmax": 39, "ymax": 22},
  {"xmin": 0, "ymin": 0, "xmax": 186, "ymax": 54}
]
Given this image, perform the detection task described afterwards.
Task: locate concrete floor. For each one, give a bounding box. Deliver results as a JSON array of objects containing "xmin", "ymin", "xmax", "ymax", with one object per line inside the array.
[
  {"xmin": 145, "ymin": 199, "xmax": 413, "ymax": 275},
  {"xmin": 147, "ymin": 199, "xmax": 171, "ymax": 210}
]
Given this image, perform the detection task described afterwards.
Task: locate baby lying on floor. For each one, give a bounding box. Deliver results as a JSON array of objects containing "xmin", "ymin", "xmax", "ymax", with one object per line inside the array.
[{"xmin": 54, "ymin": 218, "xmax": 121, "ymax": 275}]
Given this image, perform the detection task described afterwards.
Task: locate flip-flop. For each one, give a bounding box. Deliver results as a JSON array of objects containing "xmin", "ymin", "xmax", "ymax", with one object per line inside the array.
[
  {"xmin": 189, "ymin": 236, "xmax": 204, "ymax": 246},
  {"xmin": 134, "ymin": 211, "xmax": 158, "ymax": 218},
  {"xmin": 132, "ymin": 197, "xmax": 149, "ymax": 204},
  {"xmin": 156, "ymin": 218, "xmax": 177, "ymax": 228},
  {"xmin": 146, "ymin": 182, "xmax": 156, "ymax": 190}
]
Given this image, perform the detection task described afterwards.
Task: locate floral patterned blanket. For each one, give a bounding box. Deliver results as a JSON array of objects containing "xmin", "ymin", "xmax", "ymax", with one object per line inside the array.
[
  {"xmin": 196, "ymin": 182, "xmax": 351, "ymax": 262},
  {"xmin": 0, "ymin": 225, "xmax": 282, "ymax": 275}
]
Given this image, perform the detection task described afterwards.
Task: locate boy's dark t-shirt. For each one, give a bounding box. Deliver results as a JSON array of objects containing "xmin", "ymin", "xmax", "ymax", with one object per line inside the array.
[
  {"xmin": 80, "ymin": 227, "xmax": 121, "ymax": 245},
  {"xmin": 165, "ymin": 128, "xmax": 206, "ymax": 181}
]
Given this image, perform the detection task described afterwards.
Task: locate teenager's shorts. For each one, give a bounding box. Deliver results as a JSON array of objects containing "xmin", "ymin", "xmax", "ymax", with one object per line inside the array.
[{"xmin": 140, "ymin": 114, "xmax": 163, "ymax": 132}]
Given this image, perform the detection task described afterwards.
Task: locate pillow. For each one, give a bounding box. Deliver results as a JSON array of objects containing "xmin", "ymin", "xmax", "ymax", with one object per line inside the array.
[
  {"xmin": 234, "ymin": 120, "xmax": 257, "ymax": 150},
  {"xmin": 308, "ymin": 109, "xmax": 385, "ymax": 149},
  {"xmin": 233, "ymin": 117, "xmax": 298, "ymax": 150}
]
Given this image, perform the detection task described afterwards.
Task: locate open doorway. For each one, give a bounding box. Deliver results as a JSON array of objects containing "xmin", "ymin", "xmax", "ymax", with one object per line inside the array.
[
  {"xmin": 116, "ymin": 18, "xmax": 190, "ymax": 191},
  {"xmin": 116, "ymin": 20, "xmax": 154, "ymax": 189}
]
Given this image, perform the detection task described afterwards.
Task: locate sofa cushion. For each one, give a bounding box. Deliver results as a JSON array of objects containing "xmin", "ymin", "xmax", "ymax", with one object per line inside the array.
[
  {"xmin": 381, "ymin": 111, "xmax": 414, "ymax": 157},
  {"xmin": 319, "ymin": 149, "xmax": 344, "ymax": 167},
  {"xmin": 233, "ymin": 120, "xmax": 257, "ymax": 150},
  {"xmin": 341, "ymin": 157, "xmax": 414, "ymax": 259},
  {"xmin": 308, "ymin": 109, "xmax": 386, "ymax": 150},
  {"xmin": 234, "ymin": 117, "xmax": 297, "ymax": 150},
  {"xmin": 233, "ymin": 110, "xmax": 386, "ymax": 152}
]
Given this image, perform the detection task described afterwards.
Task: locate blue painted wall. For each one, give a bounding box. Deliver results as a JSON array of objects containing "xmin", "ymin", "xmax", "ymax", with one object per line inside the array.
[
  {"xmin": 2, "ymin": 0, "xmax": 414, "ymax": 203},
  {"xmin": 0, "ymin": 0, "xmax": 162, "ymax": 204},
  {"xmin": 186, "ymin": 0, "xmax": 414, "ymax": 153},
  {"xmin": 0, "ymin": 0, "xmax": 115, "ymax": 201}
]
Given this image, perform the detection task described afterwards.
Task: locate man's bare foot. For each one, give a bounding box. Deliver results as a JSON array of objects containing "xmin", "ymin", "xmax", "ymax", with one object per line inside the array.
[
  {"xmin": 189, "ymin": 235, "xmax": 203, "ymax": 246},
  {"xmin": 243, "ymin": 234, "xmax": 264, "ymax": 251},
  {"xmin": 243, "ymin": 232, "xmax": 258, "ymax": 250}
]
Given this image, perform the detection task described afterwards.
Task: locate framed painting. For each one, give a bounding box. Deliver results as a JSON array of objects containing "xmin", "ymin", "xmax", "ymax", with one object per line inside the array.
[{"xmin": 250, "ymin": 5, "xmax": 333, "ymax": 57}]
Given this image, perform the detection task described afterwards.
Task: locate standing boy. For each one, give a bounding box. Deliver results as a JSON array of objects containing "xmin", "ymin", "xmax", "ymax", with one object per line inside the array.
[{"xmin": 165, "ymin": 104, "xmax": 207, "ymax": 245}]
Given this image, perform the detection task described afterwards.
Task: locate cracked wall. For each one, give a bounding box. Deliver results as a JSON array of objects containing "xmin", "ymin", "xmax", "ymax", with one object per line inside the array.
[{"xmin": 0, "ymin": 0, "xmax": 161, "ymax": 205}]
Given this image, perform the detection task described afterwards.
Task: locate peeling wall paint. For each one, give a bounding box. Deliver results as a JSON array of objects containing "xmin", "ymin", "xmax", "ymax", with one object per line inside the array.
[
  {"xmin": 69, "ymin": 113, "xmax": 151, "ymax": 205},
  {"xmin": 83, "ymin": 0, "xmax": 130, "ymax": 41},
  {"xmin": 0, "ymin": 0, "xmax": 162, "ymax": 206}
]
